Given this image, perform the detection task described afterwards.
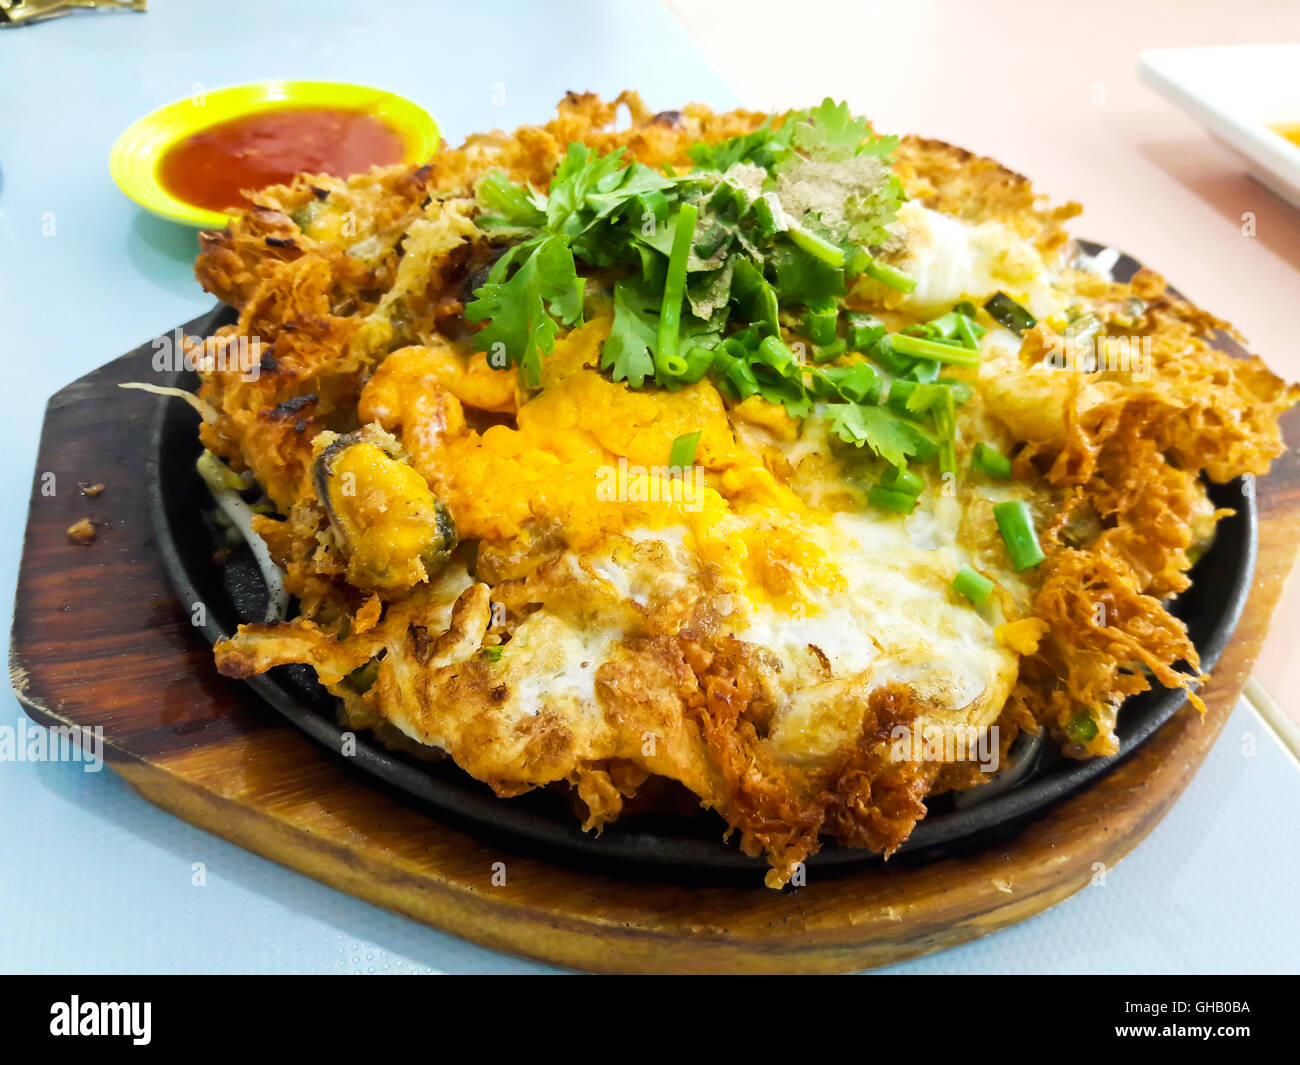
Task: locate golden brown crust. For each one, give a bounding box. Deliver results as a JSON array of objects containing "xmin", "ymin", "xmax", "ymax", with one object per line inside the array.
[{"xmin": 197, "ymin": 93, "xmax": 1298, "ymax": 882}]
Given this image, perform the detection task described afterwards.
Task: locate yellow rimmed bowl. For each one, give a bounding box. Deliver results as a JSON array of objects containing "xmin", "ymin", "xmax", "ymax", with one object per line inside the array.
[{"xmin": 109, "ymin": 80, "xmax": 441, "ymax": 229}]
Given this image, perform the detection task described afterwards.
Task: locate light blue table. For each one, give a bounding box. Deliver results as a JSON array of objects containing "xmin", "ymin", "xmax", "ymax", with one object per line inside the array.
[{"xmin": 1, "ymin": 0, "xmax": 1297, "ymax": 974}]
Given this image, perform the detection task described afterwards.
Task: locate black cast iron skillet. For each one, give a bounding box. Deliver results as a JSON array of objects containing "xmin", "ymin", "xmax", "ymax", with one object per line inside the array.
[{"xmin": 148, "ymin": 243, "xmax": 1255, "ymax": 882}]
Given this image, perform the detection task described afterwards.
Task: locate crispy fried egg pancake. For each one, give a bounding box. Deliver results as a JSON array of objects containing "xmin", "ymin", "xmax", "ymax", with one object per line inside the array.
[{"xmin": 194, "ymin": 93, "xmax": 1298, "ymax": 886}]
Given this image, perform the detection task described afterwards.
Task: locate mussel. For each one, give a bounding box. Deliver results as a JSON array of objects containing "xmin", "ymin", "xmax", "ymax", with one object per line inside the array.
[{"xmin": 313, "ymin": 429, "xmax": 456, "ymax": 594}]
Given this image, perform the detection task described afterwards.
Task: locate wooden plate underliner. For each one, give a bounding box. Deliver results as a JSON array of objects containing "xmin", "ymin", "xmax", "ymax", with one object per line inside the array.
[{"xmin": 11, "ymin": 313, "xmax": 1299, "ymax": 974}]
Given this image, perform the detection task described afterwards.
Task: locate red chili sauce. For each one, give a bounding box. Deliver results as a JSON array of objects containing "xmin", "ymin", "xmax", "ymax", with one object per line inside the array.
[{"xmin": 157, "ymin": 106, "xmax": 406, "ymax": 212}]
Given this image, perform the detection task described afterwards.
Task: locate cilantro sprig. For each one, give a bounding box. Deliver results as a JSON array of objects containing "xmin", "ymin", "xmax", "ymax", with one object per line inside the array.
[{"xmin": 463, "ymin": 100, "xmax": 991, "ymax": 510}]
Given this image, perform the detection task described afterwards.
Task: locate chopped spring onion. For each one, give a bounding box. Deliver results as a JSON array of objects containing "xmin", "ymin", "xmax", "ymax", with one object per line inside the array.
[
  {"xmin": 802, "ymin": 299, "xmax": 838, "ymax": 346},
  {"xmin": 890, "ymin": 332, "xmax": 981, "ymax": 366},
  {"xmin": 755, "ymin": 334, "xmax": 799, "ymax": 374},
  {"xmin": 868, "ymin": 484, "xmax": 918, "ymax": 514},
  {"xmin": 880, "ymin": 465, "xmax": 923, "ymax": 496},
  {"xmin": 811, "ymin": 363, "xmax": 882, "ymax": 404},
  {"xmin": 869, "ymin": 334, "xmax": 916, "ymax": 376},
  {"xmin": 860, "ymin": 257, "xmax": 917, "ymax": 293},
  {"xmin": 887, "ymin": 378, "xmax": 922, "ymax": 419},
  {"xmin": 909, "ymin": 358, "xmax": 940, "ymax": 383},
  {"xmin": 952, "ymin": 565, "xmax": 994, "ymax": 605},
  {"xmin": 833, "ymin": 362, "xmax": 879, "ymax": 403},
  {"xmin": 954, "ymin": 313, "xmax": 983, "ymax": 350},
  {"xmin": 972, "ymin": 442, "xmax": 1012, "ymax": 479},
  {"xmin": 656, "ymin": 202, "xmax": 698, "ymax": 378},
  {"xmin": 928, "ymin": 312, "xmax": 961, "ymax": 338},
  {"xmin": 811, "ymin": 338, "xmax": 847, "ymax": 364},
  {"xmin": 789, "ymin": 226, "xmax": 845, "ymax": 267},
  {"xmin": 713, "ymin": 345, "xmax": 760, "ymax": 400},
  {"xmin": 669, "ymin": 430, "xmax": 701, "ymax": 469},
  {"xmin": 677, "ymin": 339, "xmax": 717, "ymax": 383},
  {"xmin": 931, "ymin": 387, "xmax": 957, "ymax": 476},
  {"xmin": 846, "ymin": 311, "xmax": 885, "ymax": 352},
  {"xmin": 983, "ymin": 291, "xmax": 1037, "ymax": 335},
  {"xmin": 481, "ymin": 645, "xmax": 505, "ymax": 663},
  {"xmin": 885, "ymin": 415, "xmax": 941, "ymax": 463},
  {"xmin": 993, "ymin": 499, "xmax": 1046, "ymax": 571},
  {"xmin": 1065, "ymin": 710, "xmax": 1099, "ymax": 743}
]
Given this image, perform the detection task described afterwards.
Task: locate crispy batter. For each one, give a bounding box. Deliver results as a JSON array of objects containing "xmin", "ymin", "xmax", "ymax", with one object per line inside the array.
[{"xmin": 199, "ymin": 93, "xmax": 1297, "ymax": 883}]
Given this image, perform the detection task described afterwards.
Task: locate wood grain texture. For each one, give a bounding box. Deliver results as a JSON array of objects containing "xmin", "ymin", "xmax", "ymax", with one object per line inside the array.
[{"xmin": 11, "ymin": 321, "xmax": 1300, "ymax": 974}]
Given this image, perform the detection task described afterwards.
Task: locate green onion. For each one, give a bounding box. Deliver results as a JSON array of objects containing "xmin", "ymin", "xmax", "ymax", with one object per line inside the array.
[
  {"xmin": 846, "ymin": 311, "xmax": 885, "ymax": 351},
  {"xmin": 835, "ymin": 362, "xmax": 878, "ymax": 403},
  {"xmin": 802, "ymin": 299, "xmax": 838, "ymax": 346},
  {"xmin": 909, "ymin": 359, "xmax": 940, "ymax": 383},
  {"xmin": 881, "ymin": 465, "xmax": 923, "ymax": 496},
  {"xmin": 869, "ymin": 334, "xmax": 916, "ymax": 376},
  {"xmin": 1065, "ymin": 710, "xmax": 1098, "ymax": 743},
  {"xmin": 896, "ymin": 419, "xmax": 940, "ymax": 463},
  {"xmin": 755, "ymin": 334, "xmax": 799, "ymax": 375},
  {"xmin": 993, "ymin": 500, "xmax": 1046, "ymax": 571},
  {"xmin": 931, "ymin": 387, "xmax": 957, "ymax": 476},
  {"xmin": 789, "ymin": 226, "xmax": 845, "ymax": 267},
  {"xmin": 952, "ymin": 565, "xmax": 994, "ymax": 605},
  {"xmin": 928, "ymin": 312, "xmax": 961, "ymax": 338},
  {"xmin": 656, "ymin": 202, "xmax": 698, "ymax": 378},
  {"xmin": 669, "ymin": 431, "xmax": 701, "ymax": 469},
  {"xmin": 869, "ymin": 485, "xmax": 918, "ymax": 514},
  {"xmin": 811, "ymin": 338, "xmax": 847, "ymax": 364},
  {"xmin": 814, "ymin": 364, "xmax": 882, "ymax": 404},
  {"xmin": 889, "ymin": 332, "xmax": 981, "ymax": 366},
  {"xmin": 676, "ymin": 339, "xmax": 717, "ymax": 384},
  {"xmin": 954, "ymin": 314, "xmax": 982, "ymax": 350},
  {"xmin": 972, "ymin": 442, "xmax": 1012, "ymax": 479},
  {"xmin": 713, "ymin": 346, "xmax": 760, "ymax": 400},
  {"xmin": 861, "ymin": 257, "xmax": 917, "ymax": 293},
  {"xmin": 887, "ymin": 378, "xmax": 921, "ymax": 419},
  {"xmin": 983, "ymin": 291, "xmax": 1037, "ymax": 335},
  {"xmin": 846, "ymin": 245, "xmax": 871, "ymax": 276},
  {"xmin": 481, "ymin": 645, "xmax": 504, "ymax": 663}
]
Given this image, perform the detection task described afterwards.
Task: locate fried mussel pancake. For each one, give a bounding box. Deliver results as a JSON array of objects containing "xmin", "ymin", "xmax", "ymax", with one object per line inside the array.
[{"xmin": 197, "ymin": 92, "xmax": 1299, "ymax": 886}]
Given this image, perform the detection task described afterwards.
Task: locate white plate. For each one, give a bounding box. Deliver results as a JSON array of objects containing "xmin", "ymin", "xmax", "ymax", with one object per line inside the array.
[{"xmin": 1139, "ymin": 45, "xmax": 1300, "ymax": 209}]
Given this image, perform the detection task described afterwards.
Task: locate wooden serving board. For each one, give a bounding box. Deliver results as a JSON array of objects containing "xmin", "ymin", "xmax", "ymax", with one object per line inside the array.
[{"xmin": 11, "ymin": 316, "xmax": 1300, "ymax": 974}]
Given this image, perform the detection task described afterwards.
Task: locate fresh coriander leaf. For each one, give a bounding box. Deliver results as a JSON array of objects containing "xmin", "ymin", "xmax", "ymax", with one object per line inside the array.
[
  {"xmin": 603, "ymin": 276, "xmax": 660, "ymax": 388},
  {"xmin": 827, "ymin": 403, "xmax": 938, "ymax": 467},
  {"xmin": 583, "ymin": 161, "xmax": 676, "ymax": 223},
  {"xmin": 770, "ymin": 241, "xmax": 845, "ymax": 306},
  {"xmin": 789, "ymin": 98, "xmax": 875, "ymax": 161},
  {"xmin": 466, "ymin": 234, "xmax": 582, "ymax": 387},
  {"xmin": 475, "ymin": 170, "xmax": 547, "ymax": 231},
  {"xmin": 686, "ymin": 113, "xmax": 800, "ymax": 172},
  {"xmin": 687, "ymin": 263, "xmax": 733, "ymax": 320},
  {"xmin": 730, "ymin": 258, "xmax": 779, "ymax": 335},
  {"xmin": 546, "ymin": 144, "xmax": 630, "ymax": 236}
]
